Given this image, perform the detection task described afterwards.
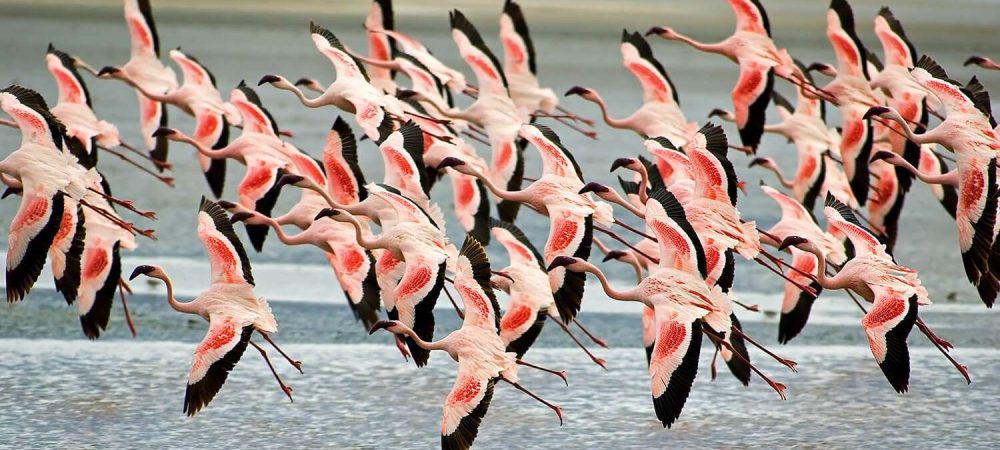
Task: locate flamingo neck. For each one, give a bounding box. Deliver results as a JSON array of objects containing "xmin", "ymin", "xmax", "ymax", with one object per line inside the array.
[
  {"xmin": 766, "ymin": 164, "xmax": 795, "ymax": 189},
  {"xmin": 583, "ymin": 262, "xmax": 641, "ymax": 303},
  {"xmin": 588, "ymin": 93, "xmax": 629, "ymax": 129},
  {"xmin": 671, "ymin": 33, "xmax": 727, "ymax": 55},
  {"xmin": 279, "ymin": 84, "xmax": 324, "ymax": 108},
  {"xmin": 394, "ymin": 323, "xmax": 447, "ymax": 351},
  {"xmin": 342, "ymin": 212, "xmax": 379, "ymax": 249},
  {"xmin": 158, "ymin": 273, "xmax": 197, "ymax": 315},
  {"xmin": 175, "ymin": 133, "xmax": 225, "ymax": 158}
]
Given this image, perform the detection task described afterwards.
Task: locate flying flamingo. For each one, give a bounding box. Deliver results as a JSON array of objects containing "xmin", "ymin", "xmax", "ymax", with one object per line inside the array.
[
  {"xmin": 154, "ymin": 82, "xmax": 303, "ymax": 252},
  {"xmin": 78, "ymin": 0, "xmax": 177, "ymax": 167},
  {"xmin": 128, "ymin": 198, "xmax": 300, "ymax": 415},
  {"xmin": 258, "ymin": 22, "xmax": 403, "ymax": 141},
  {"xmin": 435, "ymin": 124, "xmax": 598, "ymax": 325},
  {"xmin": 759, "ymin": 185, "xmax": 847, "ymax": 343},
  {"xmin": 565, "ymin": 30, "xmax": 695, "ymax": 146},
  {"xmin": 97, "ymin": 48, "xmax": 234, "ymax": 196},
  {"xmin": 778, "ymin": 194, "xmax": 938, "ymax": 392},
  {"xmin": 550, "ymin": 189, "xmax": 790, "ymax": 428},
  {"xmin": 316, "ymin": 200, "xmax": 448, "ymax": 367},
  {"xmin": 647, "ymin": 0, "xmax": 807, "ymax": 150},
  {"xmin": 370, "ymin": 235, "xmax": 563, "ymax": 449},
  {"xmin": 864, "ymin": 55, "xmax": 1000, "ymax": 307},
  {"xmin": 490, "ymin": 219, "xmax": 607, "ymax": 368},
  {"xmin": 965, "ymin": 55, "xmax": 1000, "ymax": 71},
  {"xmin": 806, "ymin": 0, "xmax": 879, "ymax": 204}
]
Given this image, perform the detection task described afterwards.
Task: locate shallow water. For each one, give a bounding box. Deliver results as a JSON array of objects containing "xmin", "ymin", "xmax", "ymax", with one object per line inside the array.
[{"xmin": 1, "ymin": 0, "xmax": 1000, "ymax": 448}]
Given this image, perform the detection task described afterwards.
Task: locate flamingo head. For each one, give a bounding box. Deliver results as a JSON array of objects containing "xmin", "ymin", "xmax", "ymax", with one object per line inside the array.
[
  {"xmin": 96, "ymin": 65, "xmax": 123, "ymax": 78},
  {"xmin": 645, "ymin": 26, "xmax": 676, "ymax": 39},
  {"xmin": 777, "ymin": 236, "xmax": 810, "ymax": 252},
  {"xmin": 276, "ymin": 174, "xmax": 308, "ymax": 189},
  {"xmin": 151, "ymin": 127, "xmax": 179, "ymax": 139},
  {"xmin": 313, "ymin": 208, "xmax": 341, "ymax": 221},
  {"xmin": 369, "ymin": 320, "xmax": 405, "ymax": 335},
  {"xmin": 869, "ymin": 150, "xmax": 898, "ymax": 164},
  {"xmin": 129, "ymin": 264, "xmax": 165, "ymax": 281},
  {"xmin": 805, "ymin": 62, "xmax": 836, "ymax": 77},
  {"xmin": 547, "ymin": 255, "xmax": 583, "ymax": 272},
  {"xmin": 578, "ymin": 182, "xmax": 610, "ymax": 196},
  {"xmin": 229, "ymin": 211, "xmax": 268, "ymax": 226},
  {"xmin": 707, "ymin": 108, "xmax": 731, "ymax": 119},
  {"xmin": 748, "ymin": 156, "xmax": 777, "ymax": 169},
  {"xmin": 490, "ymin": 271, "xmax": 514, "ymax": 291},
  {"xmin": 257, "ymin": 74, "xmax": 289, "ymax": 88},
  {"xmin": 602, "ymin": 250, "xmax": 628, "ymax": 263},
  {"xmin": 564, "ymin": 86, "xmax": 596, "ymax": 100},
  {"xmin": 862, "ymin": 106, "xmax": 892, "ymax": 120},
  {"xmin": 293, "ymin": 77, "xmax": 324, "ymax": 94},
  {"xmin": 964, "ymin": 55, "xmax": 988, "ymax": 67},
  {"xmin": 435, "ymin": 157, "xmax": 469, "ymax": 174},
  {"xmin": 610, "ymin": 157, "xmax": 640, "ymax": 173}
]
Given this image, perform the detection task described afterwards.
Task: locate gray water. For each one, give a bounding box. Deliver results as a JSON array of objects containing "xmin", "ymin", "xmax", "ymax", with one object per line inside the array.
[{"xmin": 1, "ymin": 0, "xmax": 1000, "ymax": 448}]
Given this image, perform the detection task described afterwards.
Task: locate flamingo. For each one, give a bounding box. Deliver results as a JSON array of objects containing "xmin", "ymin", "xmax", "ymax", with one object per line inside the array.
[
  {"xmin": 490, "ymin": 219, "xmax": 607, "ymax": 368},
  {"xmin": 497, "ymin": 0, "xmax": 557, "ymax": 119},
  {"xmin": 316, "ymin": 198, "xmax": 448, "ymax": 367},
  {"xmin": 81, "ymin": 0, "xmax": 177, "ymax": 167},
  {"xmin": 564, "ymin": 30, "xmax": 695, "ymax": 146},
  {"xmin": 550, "ymin": 189, "xmax": 790, "ymax": 428},
  {"xmin": 759, "ymin": 185, "xmax": 847, "ymax": 343},
  {"xmin": 97, "ymin": 48, "xmax": 233, "ymax": 196},
  {"xmin": 435, "ymin": 125, "xmax": 597, "ymax": 325},
  {"xmin": 370, "ymin": 235, "xmax": 563, "ymax": 449},
  {"xmin": 864, "ymin": 55, "xmax": 1000, "ymax": 307},
  {"xmin": 365, "ymin": 27, "xmax": 468, "ymax": 95},
  {"xmin": 128, "ymin": 198, "xmax": 300, "ymax": 415},
  {"xmin": 647, "ymin": 0, "xmax": 806, "ymax": 150},
  {"xmin": 778, "ymin": 194, "xmax": 934, "ymax": 392},
  {"xmin": 258, "ymin": 22, "xmax": 402, "ymax": 141},
  {"xmin": 807, "ymin": 0, "xmax": 879, "ymax": 204},
  {"xmin": 965, "ymin": 55, "xmax": 1000, "ymax": 71},
  {"xmin": 154, "ymin": 82, "xmax": 303, "ymax": 252}
]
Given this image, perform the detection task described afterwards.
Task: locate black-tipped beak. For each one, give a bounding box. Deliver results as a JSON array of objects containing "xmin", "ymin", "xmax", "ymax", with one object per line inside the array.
[
  {"xmin": 2, "ymin": 187, "xmax": 21, "ymax": 199},
  {"xmin": 602, "ymin": 250, "xmax": 627, "ymax": 262},
  {"xmin": 748, "ymin": 157, "xmax": 769, "ymax": 168},
  {"xmin": 965, "ymin": 56, "xmax": 986, "ymax": 67},
  {"xmin": 96, "ymin": 66, "xmax": 120, "ymax": 77},
  {"xmin": 258, "ymin": 74, "xmax": 281, "ymax": 86},
  {"xmin": 276, "ymin": 174, "xmax": 305, "ymax": 189},
  {"xmin": 217, "ymin": 200, "xmax": 237, "ymax": 210},
  {"xmin": 151, "ymin": 127, "xmax": 176, "ymax": 138},
  {"xmin": 229, "ymin": 212, "xmax": 253, "ymax": 223},
  {"xmin": 645, "ymin": 26, "xmax": 666, "ymax": 36},
  {"xmin": 862, "ymin": 106, "xmax": 890, "ymax": 120},
  {"xmin": 314, "ymin": 208, "xmax": 338, "ymax": 220},
  {"xmin": 293, "ymin": 78, "xmax": 313, "ymax": 86},
  {"xmin": 870, "ymin": 151, "xmax": 895, "ymax": 163},
  {"xmin": 806, "ymin": 62, "xmax": 832, "ymax": 74},
  {"xmin": 777, "ymin": 236, "xmax": 807, "ymax": 252},
  {"xmin": 546, "ymin": 256, "xmax": 577, "ymax": 272},
  {"xmin": 396, "ymin": 89, "xmax": 418, "ymax": 100},
  {"xmin": 129, "ymin": 265, "xmax": 155, "ymax": 280},
  {"xmin": 369, "ymin": 320, "xmax": 393, "ymax": 335},
  {"xmin": 579, "ymin": 182, "xmax": 609, "ymax": 195},
  {"xmin": 564, "ymin": 86, "xmax": 589, "ymax": 97},
  {"xmin": 436, "ymin": 157, "xmax": 465, "ymax": 170},
  {"xmin": 610, "ymin": 157, "xmax": 635, "ymax": 172},
  {"xmin": 707, "ymin": 108, "xmax": 728, "ymax": 118}
]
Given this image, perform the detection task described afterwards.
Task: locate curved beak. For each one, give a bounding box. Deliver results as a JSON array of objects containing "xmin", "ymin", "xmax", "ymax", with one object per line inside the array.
[
  {"xmin": 257, "ymin": 74, "xmax": 281, "ymax": 86},
  {"xmin": 602, "ymin": 250, "xmax": 627, "ymax": 262},
  {"xmin": 491, "ymin": 270, "xmax": 514, "ymax": 282},
  {"xmin": 314, "ymin": 208, "xmax": 338, "ymax": 221},
  {"xmin": 707, "ymin": 108, "xmax": 729, "ymax": 118},
  {"xmin": 151, "ymin": 127, "xmax": 176, "ymax": 138},
  {"xmin": 610, "ymin": 157, "xmax": 635, "ymax": 172},
  {"xmin": 869, "ymin": 150, "xmax": 895, "ymax": 163},
  {"xmin": 229, "ymin": 212, "xmax": 254, "ymax": 223},
  {"xmin": 217, "ymin": 200, "xmax": 237, "ymax": 210},
  {"xmin": 96, "ymin": 66, "xmax": 120, "ymax": 77},
  {"xmin": 564, "ymin": 86, "xmax": 589, "ymax": 97},
  {"xmin": 546, "ymin": 256, "xmax": 577, "ymax": 272},
  {"xmin": 862, "ymin": 106, "xmax": 890, "ymax": 120},
  {"xmin": 129, "ymin": 265, "xmax": 155, "ymax": 280},
  {"xmin": 276, "ymin": 174, "xmax": 305, "ymax": 189},
  {"xmin": 579, "ymin": 182, "xmax": 609, "ymax": 195},
  {"xmin": 369, "ymin": 320, "xmax": 394, "ymax": 335},
  {"xmin": 293, "ymin": 78, "xmax": 313, "ymax": 86},
  {"xmin": 964, "ymin": 56, "xmax": 986, "ymax": 67},
  {"xmin": 645, "ymin": 26, "xmax": 666, "ymax": 36},
  {"xmin": 748, "ymin": 157, "xmax": 769, "ymax": 168},
  {"xmin": 435, "ymin": 157, "xmax": 465, "ymax": 170},
  {"xmin": 777, "ymin": 236, "xmax": 806, "ymax": 252}
]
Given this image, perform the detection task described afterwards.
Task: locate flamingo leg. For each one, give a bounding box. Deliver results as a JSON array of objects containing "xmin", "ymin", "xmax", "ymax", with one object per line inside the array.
[
  {"xmin": 87, "ymin": 187, "xmax": 156, "ymax": 219},
  {"xmin": 547, "ymin": 313, "xmax": 606, "ymax": 369},
  {"xmin": 394, "ymin": 335, "xmax": 411, "ymax": 361},
  {"xmin": 594, "ymin": 226, "xmax": 659, "ymax": 264},
  {"xmin": 613, "ymin": 219, "xmax": 656, "ymax": 241},
  {"xmin": 729, "ymin": 326, "xmax": 798, "ymax": 372},
  {"xmin": 248, "ymin": 340, "xmax": 294, "ymax": 402},
  {"xmin": 94, "ymin": 146, "xmax": 175, "ymax": 186},
  {"xmin": 572, "ymin": 318, "xmax": 609, "ymax": 348},
  {"xmin": 259, "ymin": 332, "xmax": 303, "ymax": 374},
  {"xmin": 754, "ymin": 257, "xmax": 817, "ymax": 296},
  {"xmin": 704, "ymin": 330, "xmax": 787, "ymax": 400},
  {"xmin": 537, "ymin": 114, "xmax": 597, "ymax": 140},
  {"xmin": 500, "ymin": 378, "xmax": 564, "ymax": 425},
  {"xmin": 516, "ymin": 359, "xmax": 568, "ymax": 386},
  {"xmin": 710, "ymin": 345, "xmax": 720, "ymax": 381},
  {"xmin": 460, "ymin": 130, "xmax": 490, "ymax": 146},
  {"xmin": 117, "ymin": 139, "xmax": 173, "ymax": 170},
  {"xmin": 555, "ymin": 104, "xmax": 595, "ymax": 127},
  {"xmin": 733, "ymin": 300, "xmax": 760, "ymax": 312},
  {"xmin": 117, "ymin": 278, "xmax": 137, "ymax": 337}
]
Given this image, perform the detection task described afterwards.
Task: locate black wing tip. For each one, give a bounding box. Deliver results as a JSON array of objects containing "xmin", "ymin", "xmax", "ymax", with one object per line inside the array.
[
  {"xmin": 441, "ymin": 379, "xmax": 495, "ymax": 450},
  {"xmin": 183, "ymin": 325, "xmax": 253, "ymax": 416},
  {"xmin": 652, "ymin": 320, "xmax": 701, "ymax": 428}
]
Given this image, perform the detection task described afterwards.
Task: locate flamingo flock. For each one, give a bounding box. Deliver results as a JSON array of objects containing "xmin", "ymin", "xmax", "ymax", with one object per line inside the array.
[{"xmin": 1, "ymin": 0, "xmax": 997, "ymax": 447}]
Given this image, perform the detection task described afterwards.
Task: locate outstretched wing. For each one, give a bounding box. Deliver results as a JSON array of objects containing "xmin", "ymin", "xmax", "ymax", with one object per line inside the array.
[
  {"xmin": 545, "ymin": 206, "xmax": 593, "ymax": 323},
  {"xmin": 490, "ymin": 217, "xmax": 544, "ymax": 270},
  {"xmin": 861, "ymin": 289, "xmax": 918, "ymax": 393},
  {"xmin": 499, "ymin": 0, "xmax": 537, "ymax": 75},
  {"xmin": 645, "ymin": 189, "xmax": 706, "ymax": 277},
  {"xmin": 441, "ymin": 360, "xmax": 496, "ymax": 450},
  {"xmin": 732, "ymin": 62, "xmax": 774, "ymax": 150},
  {"xmin": 621, "ymin": 30, "xmax": 679, "ymax": 105},
  {"xmin": 827, "ymin": 0, "xmax": 868, "ymax": 78},
  {"xmin": 197, "ymin": 197, "xmax": 255, "ymax": 285},
  {"xmin": 521, "ymin": 124, "xmax": 583, "ymax": 180},
  {"xmin": 322, "ymin": 117, "xmax": 367, "ymax": 204},
  {"xmin": 184, "ymin": 313, "xmax": 254, "ymax": 416},
  {"xmin": 649, "ymin": 307, "xmax": 702, "ymax": 428},
  {"xmin": 46, "ymin": 45, "xmax": 92, "ymax": 107},
  {"xmin": 7, "ymin": 190, "xmax": 65, "ymax": 303},
  {"xmin": 687, "ymin": 124, "xmax": 739, "ymax": 205},
  {"xmin": 454, "ymin": 235, "xmax": 502, "ymax": 332},
  {"xmin": 729, "ymin": 0, "xmax": 771, "ymax": 36},
  {"xmin": 761, "ymin": 185, "xmax": 812, "ymax": 223},
  {"xmin": 378, "ymin": 121, "xmax": 427, "ymax": 198},
  {"xmin": 310, "ymin": 21, "xmax": 369, "ymax": 81},
  {"xmin": 873, "ymin": 7, "xmax": 916, "ymax": 67},
  {"xmin": 823, "ymin": 193, "xmax": 889, "ymax": 260},
  {"xmin": 125, "ymin": 0, "xmax": 161, "ymax": 58},
  {"xmin": 451, "ymin": 10, "xmax": 508, "ymax": 96},
  {"xmin": 230, "ymin": 82, "xmax": 280, "ymax": 137}
]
